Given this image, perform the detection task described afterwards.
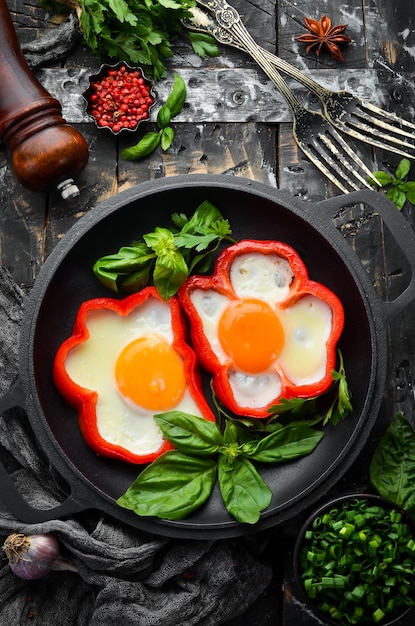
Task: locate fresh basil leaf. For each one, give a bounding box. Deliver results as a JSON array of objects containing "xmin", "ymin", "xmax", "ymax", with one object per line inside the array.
[
  {"xmin": 121, "ymin": 131, "xmax": 161, "ymax": 160},
  {"xmin": 160, "ymin": 126, "xmax": 175, "ymax": 151},
  {"xmin": 92, "ymin": 244, "xmax": 155, "ymax": 292},
  {"xmin": 395, "ymin": 157, "xmax": 411, "ymax": 180},
  {"xmin": 222, "ymin": 420, "xmax": 239, "ymax": 444},
  {"xmin": 144, "ymin": 227, "xmax": 176, "ymax": 255},
  {"xmin": 118, "ymin": 265, "xmax": 154, "ymax": 292},
  {"xmin": 154, "ymin": 412, "xmax": 223, "ymax": 455},
  {"xmin": 218, "ymin": 455, "xmax": 272, "ymax": 524},
  {"xmin": 165, "ymin": 72, "xmax": 186, "ymax": 118},
  {"xmin": 243, "ymin": 424, "xmax": 324, "ymax": 463},
  {"xmin": 404, "ymin": 182, "xmax": 415, "ymax": 204},
  {"xmin": 387, "ymin": 187, "xmax": 406, "ymax": 210},
  {"xmin": 152, "ymin": 248, "xmax": 189, "ymax": 299},
  {"xmin": 117, "ymin": 450, "xmax": 217, "ymax": 520},
  {"xmin": 372, "ymin": 171, "xmax": 393, "ymax": 187},
  {"xmin": 157, "ymin": 104, "xmax": 172, "ymax": 129},
  {"xmin": 370, "ymin": 412, "xmax": 415, "ymax": 514}
]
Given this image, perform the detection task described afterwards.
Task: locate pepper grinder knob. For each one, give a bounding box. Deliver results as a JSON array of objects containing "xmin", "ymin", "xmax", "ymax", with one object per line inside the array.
[{"xmin": 0, "ymin": 0, "xmax": 89, "ymax": 199}]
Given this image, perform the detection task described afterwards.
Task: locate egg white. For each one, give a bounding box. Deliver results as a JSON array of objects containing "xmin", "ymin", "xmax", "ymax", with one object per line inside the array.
[
  {"xmin": 189, "ymin": 253, "xmax": 333, "ymax": 411},
  {"xmin": 227, "ymin": 369, "xmax": 282, "ymax": 409},
  {"xmin": 278, "ymin": 295, "xmax": 332, "ymax": 386},
  {"xmin": 64, "ymin": 297, "xmax": 205, "ymax": 457},
  {"xmin": 230, "ymin": 252, "xmax": 294, "ymax": 302}
]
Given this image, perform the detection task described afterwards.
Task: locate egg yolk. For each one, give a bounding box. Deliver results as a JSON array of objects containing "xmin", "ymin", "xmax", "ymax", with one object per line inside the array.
[
  {"xmin": 115, "ymin": 334, "xmax": 186, "ymax": 411},
  {"xmin": 218, "ymin": 299, "xmax": 285, "ymax": 373}
]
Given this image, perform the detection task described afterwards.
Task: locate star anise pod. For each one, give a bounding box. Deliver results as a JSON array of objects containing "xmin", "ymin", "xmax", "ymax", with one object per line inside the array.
[{"xmin": 295, "ymin": 15, "xmax": 352, "ymax": 62}]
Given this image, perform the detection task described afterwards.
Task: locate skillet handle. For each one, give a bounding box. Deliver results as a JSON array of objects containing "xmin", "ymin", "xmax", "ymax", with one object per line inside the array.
[
  {"xmin": 316, "ymin": 189, "xmax": 415, "ymax": 324},
  {"xmin": 0, "ymin": 379, "xmax": 86, "ymax": 523}
]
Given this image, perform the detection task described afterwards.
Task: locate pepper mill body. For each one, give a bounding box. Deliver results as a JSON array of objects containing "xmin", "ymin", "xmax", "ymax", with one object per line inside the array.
[{"xmin": 0, "ymin": 0, "xmax": 89, "ymax": 199}]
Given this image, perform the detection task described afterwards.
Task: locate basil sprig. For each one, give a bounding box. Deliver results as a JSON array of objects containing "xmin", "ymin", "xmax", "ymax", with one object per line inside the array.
[
  {"xmin": 93, "ymin": 199, "xmax": 235, "ymax": 299},
  {"xmin": 121, "ymin": 72, "xmax": 186, "ymax": 160},
  {"xmin": 117, "ymin": 412, "xmax": 324, "ymax": 524}
]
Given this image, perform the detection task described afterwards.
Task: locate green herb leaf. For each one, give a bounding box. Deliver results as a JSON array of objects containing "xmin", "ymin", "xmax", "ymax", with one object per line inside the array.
[
  {"xmin": 326, "ymin": 350, "xmax": 353, "ymax": 425},
  {"xmin": 405, "ymin": 182, "xmax": 415, "ymax": 204},
  {"xmin": 387, "ymin": 187, "xmax": 406, "ymax": 210},
  {"xmin": 155, "ymin": 412, "xmax": 223, "ymax": 455},
  {"xmin": 187, "ymin": 31, "xmax": 220, "ymax": 58},
  {"xmin": 165, "ymin": 72, "xmax": 187, "ymax": 117},
  {"xmin": 242, "ymin": 424, "xmax": 324, "ymax": 463},
  {"xmin": 370, "ymin": 412, "xmax": 415, "ymax": 514},
  {"xmin": 395, "ymin": 157, "xmax": 411, "ymax": 180},
  {"xmin": 43, "ymin": 0, "xmax": 213, "ymax": 81},
  {"xmin": 117, "ymin": 450, "xmax": 217, "ymax": 520},
  {"xmin": 160, "ymin": 126, "xmax": 175, "ymax": 151},
  {"xmin": 156, "ymin": 104, "xmax": 172, "ymax": 129},
  {"xmin": 172, "ymin": 200, "xmax": 223, "ymax": 232},
  {"xmin": 218, "ymin": 455, "xmax": 272, "ymax": 524},
  {"xmin": 120, "ymin": 131, "xmax": 161, "ymax": 160},
  {"xmin": 264, "ymin": 351, "xmax": 352, "ymax": 428},
  {"xmin": 92, "ymin": 243, "xmax": 155, "ymax": 292},
  {"xmin": 369, "ymin": 158, "xmax": 415, "ymax": 209},
  {"xmin": 120, "ymin": 73, "xmax": 186, "ymax": 161},
  {"xmin": 93, "ymin": 200, "xmax": 233, "ymax": 298},
  {"xmin": 143, "ymin": 226, "xmax": 175, "ymax": 255},
  {"xmin": 371, "ymin": 171, "xmax": 393, "ymax": 186},
  {"xmin": 267, "ymin": 396, "xmax": 318, "ymax": 419},
  {"xmin": 152, "ymin": 251, "xmax": 189, "ymax": 300}
]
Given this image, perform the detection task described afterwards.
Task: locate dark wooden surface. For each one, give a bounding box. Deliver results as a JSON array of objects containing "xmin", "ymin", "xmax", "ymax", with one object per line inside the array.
[{"xmin": 1, "ymin": 0, "xmax": 415, "ymax": 624}]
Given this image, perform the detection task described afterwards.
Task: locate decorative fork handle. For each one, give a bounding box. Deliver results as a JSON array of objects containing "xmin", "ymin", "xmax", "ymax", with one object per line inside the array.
[
  {"xmin": 186, "ymin": 0, "xmax": 313, "ymax": 117},
  {"xmin": 188, "ymin": 0, "xmax": 331, "ymax": 102}
]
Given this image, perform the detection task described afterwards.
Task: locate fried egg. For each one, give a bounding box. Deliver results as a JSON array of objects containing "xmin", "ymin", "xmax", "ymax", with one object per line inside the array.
[
  {"xmin": 180, "ymin": 243, "xmax": 343, "ymax": 418},
  {"xmin": 55, "ymin": 289, "xmax": 214, "ymax": 463}
]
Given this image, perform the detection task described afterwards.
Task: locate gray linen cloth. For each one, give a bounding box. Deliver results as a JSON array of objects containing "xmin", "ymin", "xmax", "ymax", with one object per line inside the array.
[{"xmin": 0, "ymin": 266, "xmax": 272, "ymax": 625}]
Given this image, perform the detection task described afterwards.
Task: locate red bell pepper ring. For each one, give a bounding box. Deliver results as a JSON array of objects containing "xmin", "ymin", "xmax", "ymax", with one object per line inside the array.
[
  {"xmin": 53, "ymin": 286, "xmax": 215, "ymax": 464},
  {"xmin": 178, "ymin": 240, "xmax": 345, "ymax": 418}
]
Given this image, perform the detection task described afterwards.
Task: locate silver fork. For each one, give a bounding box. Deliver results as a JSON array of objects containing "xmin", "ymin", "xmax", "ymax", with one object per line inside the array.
[
  {"xmin": 184, "ymin": 5, "xmax": 379, "ymax": 193},
  {"xmin": 185, "ymin": 0, "xmax": 415, "ymax": 160}
]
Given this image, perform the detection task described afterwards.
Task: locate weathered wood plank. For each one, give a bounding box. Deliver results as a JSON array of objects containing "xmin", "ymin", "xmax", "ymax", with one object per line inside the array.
[
  {"xmin": 45, "ymin": 124, "xmax": 118, "ymax": 255},
  {"xmin": 278, "ymin": 0, "xmax": 367, "ymax": 69},
  {"xmin": 118, "ymin": 121, "xmax": 277, "ymax": 190},
  {"xmin": 35, "ymin": 66, "xmax": 415, "ymax": 124},
  {"xmin": 0, "ymin": 165, "xmax": 46, "ymax": 291}
]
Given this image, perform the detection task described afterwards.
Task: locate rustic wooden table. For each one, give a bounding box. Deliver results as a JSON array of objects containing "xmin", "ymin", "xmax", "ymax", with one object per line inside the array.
[{"xmin": 2, "ymin": 0, "xmax": 415, "ymax": 624}]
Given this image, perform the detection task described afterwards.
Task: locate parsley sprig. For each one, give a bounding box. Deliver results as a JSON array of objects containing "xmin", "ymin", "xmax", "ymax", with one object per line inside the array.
[
  {"xmin": 40, "ymin": 0, "xmax": 219, "ymax": 80},
  {"xmin": 93, "ymin": 200, "xmax": 236, "ymax": 299},
  {"xmin": 369, "ymin": 158, "xmax": 415, "ymax": 210}
]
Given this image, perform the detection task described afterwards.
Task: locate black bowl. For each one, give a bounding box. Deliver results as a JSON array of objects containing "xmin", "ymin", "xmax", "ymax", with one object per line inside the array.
[{"xmin": 293, "ymin": 493, "xmax": 415, "ymax": 626}]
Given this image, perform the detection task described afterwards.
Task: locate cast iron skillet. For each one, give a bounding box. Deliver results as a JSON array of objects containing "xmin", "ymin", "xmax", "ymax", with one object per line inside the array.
[{"xmin": 0, "ymin": 176, "xmax": 414, "ymax": 539}]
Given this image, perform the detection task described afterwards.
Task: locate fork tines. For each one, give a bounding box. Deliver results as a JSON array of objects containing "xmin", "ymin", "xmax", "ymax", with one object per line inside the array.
[
  {"xmin": 347, "ymin": 101, "xmax": 415, "ymax": 158},
  {"xmin": 307, "ymin": 128, "xmax": 379, "ymax": 193}
]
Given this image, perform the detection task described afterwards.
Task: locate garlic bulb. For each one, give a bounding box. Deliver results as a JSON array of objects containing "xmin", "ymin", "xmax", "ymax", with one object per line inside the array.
[{"xmin": 2, "ymin": 532, "xmax": 77, "ymax": 580}]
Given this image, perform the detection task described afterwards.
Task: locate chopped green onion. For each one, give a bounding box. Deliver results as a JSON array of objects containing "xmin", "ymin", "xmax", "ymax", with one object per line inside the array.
[{"xmin": 298, "ymin": 497, "xmax": 415, "ymax": 625}]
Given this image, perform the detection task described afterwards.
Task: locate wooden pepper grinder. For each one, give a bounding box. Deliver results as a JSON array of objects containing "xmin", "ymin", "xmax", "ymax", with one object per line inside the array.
[{"xmin": 0, "ymin": 0, "xmax": 89, "ymax": 199}]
